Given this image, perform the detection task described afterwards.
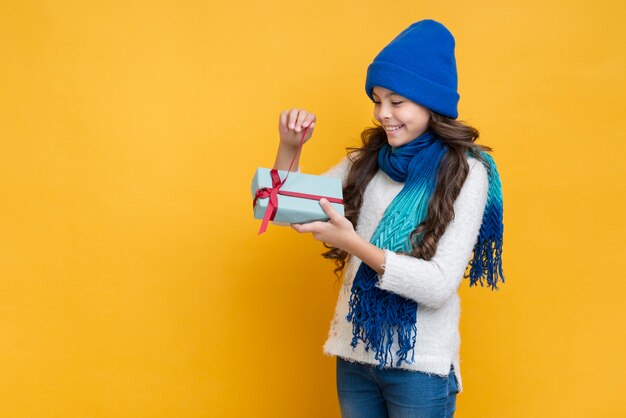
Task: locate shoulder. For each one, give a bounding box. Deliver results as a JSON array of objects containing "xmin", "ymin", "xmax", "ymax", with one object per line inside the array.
[
  {"xmin": 320, "ymin": 151, "xmax": 360, "ymax": 181},
  {"xmin": 467, "ymin": 153, "xmax": 484, "ymax": 169},
  {"xmin": 455, "ymin": 155, "xmax": 490, "ymax": 213},
  {"xmin": 320, "ymin": 155, "xmax": 349, "ymax": 177},
  {"xmin": 466, "ymin": 150, "xmax": 500, "ymax": 180},
  {"xmin": 466, "ymin": 154, "xmax": 490, "ymax": 183}
]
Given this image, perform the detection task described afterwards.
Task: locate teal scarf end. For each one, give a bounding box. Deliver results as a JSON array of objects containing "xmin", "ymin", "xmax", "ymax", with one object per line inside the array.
[
  {"xmin": 466, "ymin": 235, "xmax": 505, "ymax": 290},
  {"xmin": 466, "ymin": 151, "xmax": 505, "ymax": 290},
  {"xmin": 347, "ymin": 132, "xmax": 506, "ymax": 369}
]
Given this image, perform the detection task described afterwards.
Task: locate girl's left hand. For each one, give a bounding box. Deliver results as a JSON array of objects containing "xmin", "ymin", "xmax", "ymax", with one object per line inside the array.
[{"xmin": 291, "ymin": 198, "xmax": 358, "ymax": 252}]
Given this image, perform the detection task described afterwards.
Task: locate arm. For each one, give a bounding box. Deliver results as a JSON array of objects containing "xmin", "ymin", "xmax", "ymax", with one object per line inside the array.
[
  {"xmin": 273, "ymin": 109, "xmax": 316, "ymax": 172},
  {"xmin": 344, "ymin": 159, "xmax": 490, "ymax": 309},
  {"xmin": 273, "ymin": 143, "xmax": 302, "ymax": 173}
]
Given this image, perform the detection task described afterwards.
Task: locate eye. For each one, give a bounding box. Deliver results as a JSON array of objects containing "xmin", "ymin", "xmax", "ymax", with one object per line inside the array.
[
  {"xmin": 373, "ymin": 101, "xmax": 380, "ymax": 105},
  {"xmin": 392, "ymin": 101, "xmax": 404, "ymax": 105}
]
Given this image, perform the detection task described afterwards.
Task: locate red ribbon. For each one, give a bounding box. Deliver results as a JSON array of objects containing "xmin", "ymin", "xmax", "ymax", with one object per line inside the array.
[{"xmin": 253, "ymin": 127, "xmax": 344, "ymax": 235}]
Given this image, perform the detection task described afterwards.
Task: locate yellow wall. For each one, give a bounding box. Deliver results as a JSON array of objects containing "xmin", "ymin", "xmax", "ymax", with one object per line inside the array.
[{"xmin": 1, "ymin": 1, "xmax": 624, "ymax": 417}]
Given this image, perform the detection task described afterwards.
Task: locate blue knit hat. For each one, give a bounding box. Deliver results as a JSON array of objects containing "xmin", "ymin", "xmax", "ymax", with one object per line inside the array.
[{"xmin": 365, "ymin": 19, "xmax": 460, "ymax": 119}]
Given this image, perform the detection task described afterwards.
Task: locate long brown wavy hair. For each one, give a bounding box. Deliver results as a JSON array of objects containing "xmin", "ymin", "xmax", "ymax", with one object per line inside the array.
[{"xmin": 322, "ymin": 111, "xmax": 493, "ymax": 282}]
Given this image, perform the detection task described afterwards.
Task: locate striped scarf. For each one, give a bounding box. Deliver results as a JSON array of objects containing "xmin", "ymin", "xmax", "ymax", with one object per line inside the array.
[{"xmin": 346, "ymin": 129, "xmax": 504, "ymax": 368}]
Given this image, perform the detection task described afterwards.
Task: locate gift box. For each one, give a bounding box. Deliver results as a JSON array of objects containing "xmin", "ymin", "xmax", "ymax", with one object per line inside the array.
[{"xmin": 251, "ymin": 167, "xmax": 345, "ymax": 235}]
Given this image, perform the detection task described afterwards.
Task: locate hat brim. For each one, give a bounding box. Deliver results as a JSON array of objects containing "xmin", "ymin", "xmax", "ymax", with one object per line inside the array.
[{"xmin": 365, "ymin": 61, "xmax": 459, "ymax": 119}]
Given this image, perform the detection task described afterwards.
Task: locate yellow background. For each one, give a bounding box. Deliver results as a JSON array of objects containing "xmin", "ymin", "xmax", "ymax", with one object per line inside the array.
[{"xmin": 1, "ymin": 0, "xmax": 624, "ymax": 417}]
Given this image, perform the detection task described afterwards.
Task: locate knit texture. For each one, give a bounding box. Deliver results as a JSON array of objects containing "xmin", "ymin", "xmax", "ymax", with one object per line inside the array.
[
  {"xmin": 365, "ymin": 19, "xmax": 460, "ymax": 119},
  {"xmin": 320, "ymin": 154, "xmax": 492, "ymax": 394},
  {"xmin": 346, "ymin": 130, "xmax": 447, "ymax": 368},
  {"xmin": 346, "ymin": 134, "xmax": 504, "ymax": 370}
]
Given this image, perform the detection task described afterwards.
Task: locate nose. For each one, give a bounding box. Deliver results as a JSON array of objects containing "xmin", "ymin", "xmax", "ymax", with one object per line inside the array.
[{"xmin": 375, "ymin": 102, "xmax": 392, "ymax": 120}]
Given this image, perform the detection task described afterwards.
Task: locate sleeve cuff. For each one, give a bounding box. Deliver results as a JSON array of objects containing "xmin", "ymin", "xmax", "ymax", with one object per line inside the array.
[{"xmin": 376, "ymin": 249, "xmax": 406, "ymax": 293}]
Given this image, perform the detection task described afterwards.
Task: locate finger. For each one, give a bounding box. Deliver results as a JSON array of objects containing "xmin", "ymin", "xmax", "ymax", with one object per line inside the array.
[
  {"xmin": 279, "ymin": 110, "xmax": 289, "ymax": 133},
  {"xmin": 288, "ymin": 109, "xmax": 299, "ymax": 130},
  {"xmin": 319, "ymin": 198, "xmax": 340, "ymax": 222},
  {"xmin": 295, "ymin": 110, "xmax": 308, "ymax": 132},
  {"xmin": 302, "ymin": 113, "xmax": 316, "ymax": 130},
  {"xmin": 293, "ymin": 221, "xmax": 324, "ymax": 234}
]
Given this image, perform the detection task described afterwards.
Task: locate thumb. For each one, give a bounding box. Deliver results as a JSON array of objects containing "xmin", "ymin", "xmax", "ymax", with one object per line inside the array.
[{"xmin": 319, "ymin": 198, "xmax": 338, "ymax": 221}]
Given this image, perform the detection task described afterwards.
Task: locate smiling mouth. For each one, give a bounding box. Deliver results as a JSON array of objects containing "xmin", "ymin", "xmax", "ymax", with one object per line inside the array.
[{"xmin": 384, "ymin": 124, "xmax": 404, "ymax": 133}]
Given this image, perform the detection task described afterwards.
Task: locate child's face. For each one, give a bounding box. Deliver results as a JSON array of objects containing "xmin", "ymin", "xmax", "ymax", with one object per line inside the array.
[{"xmin": 372, "ymin": 86, "xmax": 431, "ymax": 148}]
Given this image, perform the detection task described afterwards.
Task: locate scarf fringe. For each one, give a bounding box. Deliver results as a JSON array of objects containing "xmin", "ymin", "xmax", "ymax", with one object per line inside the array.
[
  {"xmin": 345, "ymin": 134, "xmax": 505, "ymax": 368},
  {"xmin": 465, "ymin": 236, "xmax": 505, "ymax": 290},
  {"xmin": 346, "ymin": 263, "xmax": 418, "ymax": 368},
  {"xmin": 466, "ymin": 151, "xmax": 505, "ymax": 290}
]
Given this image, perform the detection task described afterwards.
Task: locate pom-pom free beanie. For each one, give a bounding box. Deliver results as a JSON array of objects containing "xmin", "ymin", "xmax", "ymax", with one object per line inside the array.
[{"xmin": 365, "ymin": 19, "xmax": 460, "ymax": 119}]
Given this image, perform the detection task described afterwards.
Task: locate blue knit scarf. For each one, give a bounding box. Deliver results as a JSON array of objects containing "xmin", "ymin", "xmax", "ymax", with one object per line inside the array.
[{"xmin": 346, "ymin": 129, "xmax": 505, "ymax": 368}]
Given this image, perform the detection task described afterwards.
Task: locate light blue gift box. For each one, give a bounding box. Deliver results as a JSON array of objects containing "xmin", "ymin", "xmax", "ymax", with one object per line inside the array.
[{"xmin": 251, "ymin": 168, "xmax": 344, "ymax": 225}]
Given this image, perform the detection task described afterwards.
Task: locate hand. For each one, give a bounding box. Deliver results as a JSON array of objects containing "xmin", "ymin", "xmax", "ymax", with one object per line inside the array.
[
  {"xmin": 290, "ymin": 198, "xmax": 358, "ymax": 252},
  {"xmin": 278, "ymin": 108, "xmax": 316, "ymax": 148}
]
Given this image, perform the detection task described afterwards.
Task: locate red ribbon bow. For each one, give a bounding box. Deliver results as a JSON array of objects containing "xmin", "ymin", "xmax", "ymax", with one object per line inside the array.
[{"xmin": 253, "ymin": 127, "xmax": 344, "ymax": 235}]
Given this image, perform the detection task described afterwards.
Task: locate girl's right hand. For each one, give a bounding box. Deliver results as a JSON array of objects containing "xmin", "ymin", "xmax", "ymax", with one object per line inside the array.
[{"xmin": 279, "ymin": 108, "xmax": 316, "ymax": 148}]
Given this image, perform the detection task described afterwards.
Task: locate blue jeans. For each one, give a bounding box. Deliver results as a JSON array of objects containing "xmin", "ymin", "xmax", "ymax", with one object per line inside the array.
[{"xmin": 336, "ymin": 356, "xmax": 459, "ymax": 418}]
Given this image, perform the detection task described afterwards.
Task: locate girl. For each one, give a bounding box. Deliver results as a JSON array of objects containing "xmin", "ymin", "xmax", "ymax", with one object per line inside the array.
[{"xmin": 273, "ymin": 19, "xmax": 504, "ymax": 418}]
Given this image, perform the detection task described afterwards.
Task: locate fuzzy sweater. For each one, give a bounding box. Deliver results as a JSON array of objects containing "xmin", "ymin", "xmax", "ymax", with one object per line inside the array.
[{"xmin": 318, "ymin": 154, "xmax": 490, "ymax": 394}]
